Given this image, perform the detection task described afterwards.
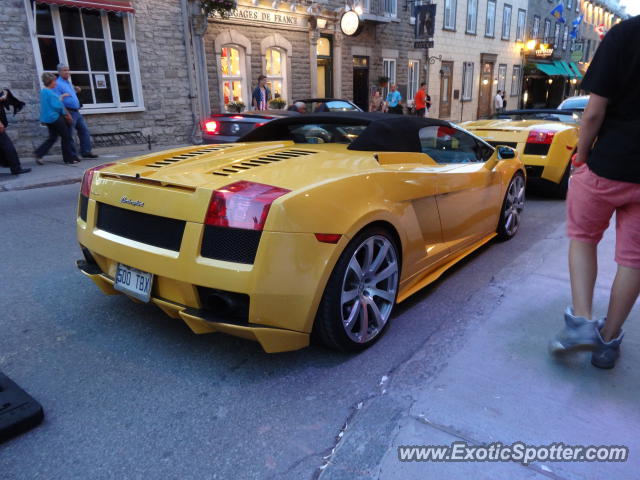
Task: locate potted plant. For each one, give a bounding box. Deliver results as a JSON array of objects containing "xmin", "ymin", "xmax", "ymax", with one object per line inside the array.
[
  {"xmin": 268, "ymin": 98, "xmax": 287, "ymax": 110},
  {"xmin": 226, "ymin": 100, "xmax": 245, "ymax": 113},
  {"xmin": 201, "ymin": 0, "xmax": 237, "ymax": 18},
  {"xmin": 377, "ymin": 76, "xmax": 390, "ymax": 88}
]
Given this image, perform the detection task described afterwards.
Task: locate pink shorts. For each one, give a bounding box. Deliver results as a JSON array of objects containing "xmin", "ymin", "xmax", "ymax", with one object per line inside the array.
[{"xmin": 567, "ymin": 165, "xmax": 640, "ymax": 268}]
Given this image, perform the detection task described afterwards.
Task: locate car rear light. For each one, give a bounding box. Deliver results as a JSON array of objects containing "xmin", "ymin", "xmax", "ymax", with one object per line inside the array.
[
  {"xmin": 230, "ymin": 115, "xmax": 244, "ymax": 119},
  {"xmin": 205, "ymin": 181, "xmax": 291, "ymax": 231},
  {"xmin": 204, "ymin": 120, "xmax": 219, "ymax": 134},
  {"xmin": 526, "ymin": 129, "xmax": 555, "ymax": 144},
  {"xmin": 254, "ymin": 122, "xmax": 266, "ymax": 128},
  {"xmin": 315, "ymin": 233, "xmax": 342, "ymax": 244},
  {"xmin": 81, "ymin": 163, "xmax": 116, "ymax": 198}
]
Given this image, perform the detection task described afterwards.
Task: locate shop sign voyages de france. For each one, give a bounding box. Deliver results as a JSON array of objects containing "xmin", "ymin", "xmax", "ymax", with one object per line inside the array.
[{"xmin": 216, "ymin": 5, "xmax": 310, "ymax": 29}]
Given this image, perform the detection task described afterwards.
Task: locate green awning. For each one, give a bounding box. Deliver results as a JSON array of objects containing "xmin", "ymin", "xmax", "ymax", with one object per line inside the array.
[
  {"xmin": 534, "ymin": 62, "xmax": 565, "ymax": 76},
  {"xmin": 568, "ymin": 62, "xmax": 584, "ymax": 79},
  {"xmin": 553, "ymin": 60, "xmax": 575, "ymax": 78}
]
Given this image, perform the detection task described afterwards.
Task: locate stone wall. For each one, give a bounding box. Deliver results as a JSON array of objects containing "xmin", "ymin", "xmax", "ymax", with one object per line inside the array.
[{"xmin": 1, "ymin": 0, "xmax": 195, "ymax": 158}]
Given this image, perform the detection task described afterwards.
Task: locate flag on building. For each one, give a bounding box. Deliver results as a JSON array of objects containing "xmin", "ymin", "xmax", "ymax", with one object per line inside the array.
[
  {"xmin": 595, "ymin": 23, "xmax": 606, "ymax": 39},
  {"xmin": 550, "ymin": 2, "xmax": 566, "ymax": 24},
  {"xmin": 570, "ymin": 14, "xmax": 583, "ymax": 39}
]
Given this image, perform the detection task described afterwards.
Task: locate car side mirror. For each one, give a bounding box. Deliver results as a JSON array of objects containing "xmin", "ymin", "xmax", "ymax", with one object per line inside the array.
[
  {"xmin": 497, "ymin": 146, "xmax": 516, "ymax": 160},
  {"xmin": 484, "ymin": 145, "xmax": 516, "ymax": 170},
  {"xmin": 484, "ymin": 146, "xmax": 517, "ymax": 170}
]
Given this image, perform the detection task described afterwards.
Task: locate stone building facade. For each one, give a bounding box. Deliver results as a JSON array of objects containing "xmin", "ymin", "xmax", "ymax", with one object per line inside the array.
[
  {"xmin": 3, "ymin": 0, "xmax": 198, "ymax": 157},
  {"xmin": 518, "ymin": 0, "xmax": 627, "ymax": 108},
  {"xmin": 204, "ymin": 0, "xmax": 532, "ymax": 121},
  {"xmin": 425, "ymin": 0, "xmax": 529, "ymax": 120}
]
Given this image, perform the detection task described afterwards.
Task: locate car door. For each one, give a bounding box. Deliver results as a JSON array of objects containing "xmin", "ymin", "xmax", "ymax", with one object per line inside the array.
[{"xmin": 419, "ymin": 125, "xmax": 501, "ymax": 253}]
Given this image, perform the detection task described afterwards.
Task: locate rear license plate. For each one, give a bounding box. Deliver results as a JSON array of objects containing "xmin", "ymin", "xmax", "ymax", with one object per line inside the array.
[{"xmin": 114, "ymin": 263, "xmax": 153, "ymax": 303}]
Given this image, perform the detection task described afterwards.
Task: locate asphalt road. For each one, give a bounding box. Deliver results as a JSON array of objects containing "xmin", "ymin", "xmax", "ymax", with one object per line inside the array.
[{"xmin": 0, "ymin": 183, "xmax": 565, "ymax": 479}]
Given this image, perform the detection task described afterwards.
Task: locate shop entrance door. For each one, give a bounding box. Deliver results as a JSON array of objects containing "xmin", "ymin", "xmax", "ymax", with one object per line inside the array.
[
  {"xmin": 353, "ymin": 56, "xmax": 369, "ymax": 111},
  {"xmin": 439, "ymin": 61, "xmax": 453, "ymax": 118},
  {"xmin": 477, "ymin": 54, "xmax": 496, "ymax": 118}
]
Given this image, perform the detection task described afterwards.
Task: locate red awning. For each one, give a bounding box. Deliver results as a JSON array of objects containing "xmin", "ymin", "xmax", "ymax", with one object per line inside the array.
[{"xmin": 35, "ymin": 0, "xmax": 134, "ymax": 13}]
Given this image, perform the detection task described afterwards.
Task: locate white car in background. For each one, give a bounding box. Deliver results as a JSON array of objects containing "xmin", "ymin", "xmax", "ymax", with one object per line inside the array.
[{"xmin": 558, "ymin": 95, "xmax": 589, "ymax": 111}]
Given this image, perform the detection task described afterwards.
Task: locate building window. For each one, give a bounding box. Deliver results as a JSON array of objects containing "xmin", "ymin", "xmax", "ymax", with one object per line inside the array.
[
  {"xmin": 265, "ymin": 47, "xmax": 286, "ymax": 102},
  {"xmin": 532, "ymin": 15, "xmax": 540, "ymax": 39},
  {"xmin": 553, "ymin": 22, "xmax": 561, "ymax": 47},
  {"xmin": 511, "ymin": 65, "xmax": 521, "ymax": 96},
  {"xmin": 466, "ymin": 0, "xmax": 478, "ymax": 34},
  {"xmin": 562, "ymin": 26, "xmax": 569, "ymax": 50},
  {"xmin": 567, "ymin": 0, "xmax": 573, "ymax": 9},
  {"xmin": 382, "ymin": 0, "xmax": 397, "ymax": 17},
  {"xmin": 443, "ymin": 0, "xmax": 457, "ymax": 30},
  {"xmin": 543, "ymin": 19, "xmax": 551, "ymax": 42},
  {"xmin": 32, "ymin": 3, "xmax": 142, "ymax": 111},
  {"xmin": 408, "ymin": 60, "xmax": 420, "ymax": 101},
  {"xmin": 485, "ymin": 0, "xmax": 496, "ymax": 37},
  {"xmin": 382, "ymin": 58, "xmax": 396, "ymax": 98},
  {"xmin": 220, "ymin": 46, "xmax": 245, "ymax": 107},
  {"xmin": 462, "ymin": 62, "xmax": 474, "ymax": 100},
  {"xmin": 497, "ymin": 64, "xmax": 507, "ymax": 93},
  {"xmin": 501, "ymin": 4, "xmax": 512, "ymax": 40},
  {"xmin": 516, "ymin": 9, "xmax": 526, "ymax": 41}
]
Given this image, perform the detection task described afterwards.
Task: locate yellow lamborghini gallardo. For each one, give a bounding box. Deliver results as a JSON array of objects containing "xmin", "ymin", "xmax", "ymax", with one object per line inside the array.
[
  {"xmin": 77, "ymin": 113, "xmax": 525, "ymax": 353},
  {"xmin": 461, "ymin": 109, "xmax": 580, "ymax": 197}
]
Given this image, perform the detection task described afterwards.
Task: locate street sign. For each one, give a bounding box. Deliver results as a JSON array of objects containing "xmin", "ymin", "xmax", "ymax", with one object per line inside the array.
[{"xmin": 414, "ymin": 40, "xmax": 434, "ymax": 49}]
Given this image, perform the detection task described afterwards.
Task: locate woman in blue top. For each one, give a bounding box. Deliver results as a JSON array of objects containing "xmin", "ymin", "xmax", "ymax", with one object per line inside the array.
[{"xmin": 34, "ymin": 73, "xmax": 79, "ymax": 164}]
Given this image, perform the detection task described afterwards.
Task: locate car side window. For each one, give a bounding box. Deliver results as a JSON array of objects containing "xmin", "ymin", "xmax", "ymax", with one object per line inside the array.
[{"xmin": 419, "ymin": 126, "xmax": 485, "ymax": 163}]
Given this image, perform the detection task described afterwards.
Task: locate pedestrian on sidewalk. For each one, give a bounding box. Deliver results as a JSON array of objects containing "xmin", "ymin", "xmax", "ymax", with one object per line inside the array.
[
  {"xmin": 369, "ymin": 89, "xmax": 384, "ymax": 112},
  {"xmin": 251, "ymin": 75, "xmax": 271, "ymax": 111},
  {"xmin": 494, "ymin": 90, "xmax": 504, "ymax": 114},
  {"xmin": 34, "ymin": 73, "xmax": 80, "ymax": 165},
  {"xmin": 0, "ymin": 90, "xmax": 30, "ymax": 175},
  {"xmin": 549, "ymin": 15, "xmax": 640, "ymax": 369},
  {"xmin": 385, "ymin": 84, "xmax": 403, "ymax": 115},
  {"xmin": 414, "ymin": 82, "xmax": 431, "ymax": 117},
  {"xmin": 53, "ymin": 64, "xmax": 98, "ymax": 159}
]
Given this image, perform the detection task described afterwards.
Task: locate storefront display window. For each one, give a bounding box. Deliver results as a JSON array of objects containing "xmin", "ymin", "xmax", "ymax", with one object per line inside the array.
[
  {"xmin": 266, "ymin": 48, "xmax": 286, "ymax": 101},
  {"xmin": 221, "ymin": 46, "xmax": 244, "ymax": 106}
]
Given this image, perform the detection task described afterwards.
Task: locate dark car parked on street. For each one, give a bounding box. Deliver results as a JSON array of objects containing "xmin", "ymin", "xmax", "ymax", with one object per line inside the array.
[{"xmin": 201, "ymin": 99, "xmax": 363, "ymax": 143}]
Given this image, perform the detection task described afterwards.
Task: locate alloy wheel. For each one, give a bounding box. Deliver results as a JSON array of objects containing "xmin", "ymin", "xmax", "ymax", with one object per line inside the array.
[{"xmin": 339, "ymin": 235, "xmax": 399, "ymax": 343}]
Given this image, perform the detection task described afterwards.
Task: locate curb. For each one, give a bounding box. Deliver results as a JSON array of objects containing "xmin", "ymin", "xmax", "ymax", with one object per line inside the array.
[{"xmin": 0, "ymin": 176, "xmax": 82, "ymax": 193}]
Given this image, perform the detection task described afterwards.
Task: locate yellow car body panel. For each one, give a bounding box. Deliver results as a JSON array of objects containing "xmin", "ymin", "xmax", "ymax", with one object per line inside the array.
[
  {"xmin": 461, "ymin": 118, "xmax": 578, "ymax": 184},
  {"xmin": 77, "ymin": 140, "xmax": 524, "ymax": 352}
]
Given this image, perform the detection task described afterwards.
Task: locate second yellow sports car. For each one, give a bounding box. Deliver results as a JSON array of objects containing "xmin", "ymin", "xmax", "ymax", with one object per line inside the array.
[
  {"xmin": 462, "ymin": 109, "xmax": 580, "ymax": 197},
  {"xmin": 76, "ymin": 113, "xmax": 525, "ymax": 353}
]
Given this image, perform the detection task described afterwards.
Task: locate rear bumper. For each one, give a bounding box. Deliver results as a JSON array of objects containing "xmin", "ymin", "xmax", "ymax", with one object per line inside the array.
[
  {"xmin": 202, "ymin": 134, "xmax": 239, "ymax": 144},
  {"xmin": 77, "ymin": 197, "xmax": 347, "ymax": 351},
  {"xmin": 76, "ymin": 260, "xmax": 310, "ymax": 353}
]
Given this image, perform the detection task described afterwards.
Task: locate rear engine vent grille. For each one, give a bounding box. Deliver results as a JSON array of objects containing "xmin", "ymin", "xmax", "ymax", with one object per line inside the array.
[
  {"xmin": 486, "ymin": 141, "xmax": 518, "ymax": 149},
  {"xmin": 146, "ymin": 145, "xmax": 232, "ymax": 168},
  {"xmin": 96, "ymin": 202, "xmax": 186, "ymax": 251},
  {"xmin": 201, "ymin": 225, "xmax": 262, "ymax": 264},
  {"xmin": 211, "ymin": 149, "xmax": 315, "ymax": 177}
]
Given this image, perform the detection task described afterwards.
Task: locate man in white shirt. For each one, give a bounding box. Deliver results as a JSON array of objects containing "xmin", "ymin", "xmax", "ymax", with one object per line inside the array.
[{"xmin": 494, "ymin": 90, "xmax": 504, "ymax": 114}]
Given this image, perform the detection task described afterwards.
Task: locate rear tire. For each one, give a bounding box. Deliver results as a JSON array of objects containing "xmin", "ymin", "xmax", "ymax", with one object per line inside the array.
[
  {"xmin": 497, "ymin": 172, "xmax": 525, "ymax": 241},
  {"xmin": 313, "ymin": 227, "xmax": 400, "ymax": 351}
]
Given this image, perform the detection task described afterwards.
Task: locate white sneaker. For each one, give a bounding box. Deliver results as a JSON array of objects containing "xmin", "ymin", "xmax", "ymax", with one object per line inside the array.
[{"xmin": 549, "ymin": 307, "xmax": 604, "ymax": 354}]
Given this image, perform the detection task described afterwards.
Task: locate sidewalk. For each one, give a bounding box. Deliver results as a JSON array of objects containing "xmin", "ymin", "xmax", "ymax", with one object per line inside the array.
[
  {"xmin": 320, "ymin": 222, "xmax": 639, "ymax": 479},
  {"xmin": 0, "ymin": 143, "xmax": 188, "ymax": 192}
]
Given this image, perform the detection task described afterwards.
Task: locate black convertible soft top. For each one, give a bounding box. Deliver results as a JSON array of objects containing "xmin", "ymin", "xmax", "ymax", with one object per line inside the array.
[{"xmin": 238, "ymin": 112, "xmax": 452, "ymax": 152}]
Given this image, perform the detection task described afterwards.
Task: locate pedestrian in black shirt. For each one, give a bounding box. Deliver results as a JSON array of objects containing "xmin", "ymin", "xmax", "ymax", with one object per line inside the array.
[
  {"xmin": 0, "ymin": 90, "xmax": 30, "ymax": 175},
  {"xmin": 549, "ymin": 16, "xmax": 640, "ymax": 369}
]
